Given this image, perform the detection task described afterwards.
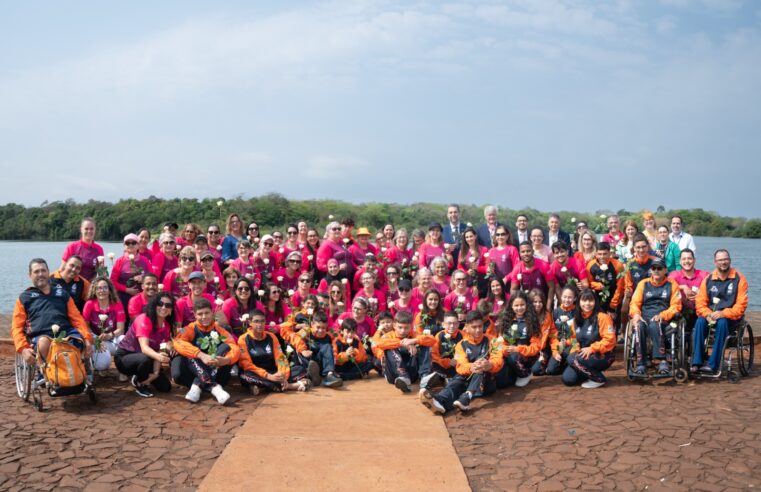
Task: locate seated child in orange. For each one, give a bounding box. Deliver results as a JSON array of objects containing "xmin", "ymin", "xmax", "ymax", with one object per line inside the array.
[
  {"xmin": 375, "ymin": 311, "xmax": 435, "ymax": 393},
  {"xmin": 290, "ymin": 310, "xmax": 343, "ymax": 388},
  {"xmin": 333, "ymin": 318, "xmax": 372, "ymax": 380},
  {"xmin": 419, "ymin": 311, "xmax": 462, "ymax": 392}
]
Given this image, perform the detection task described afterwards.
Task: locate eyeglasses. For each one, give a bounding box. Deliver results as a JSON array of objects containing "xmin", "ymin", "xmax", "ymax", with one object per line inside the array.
[
  {"xmin": 330, "ymin": 290, "xmax": 342, "ymax": 295},
  {"xmin": 454, "ymin": 277, "xmax": 466, "ymax": 282},
  {"xmin": 237, "ymin": 287, "xmax": 250, "ymax": 292},
  {"xmin": 163, "ymin": 240, "xmax": 176, "ymax": 245},
  {"xmin": 264, "ymin": 242, "xmax": 274, "ymax": 247},
  {"xmin": 287, "ymin": 231, "xmax": 298, "ymax": 235},
  {"xmin": 125, "ymin": 241, "xmax": 137, "ymax": 246},
  {"xmin": 399, "ymin": 287, "xmax": 411, "ymax": 292},
  {"xmin": 288, "ymin": 260, "xmax": 302, "ymax": 264},
  {"xmin": 208, "ymin": 230, "xmax": 220, "ymax": 235},
  {"xmin": 299, "ymin": 278, "xmax": 310, "ymax": 283},
  {"xmin": 181, "ymin": 256, "xmax": 195, "ymax": 262},
  {"xmin": 201, "ymin": 257, "xmax": 214, "ymax": 262},
  {"xmin": 249, "ymin": 226, "xmax": 259, "ymax": 230},
  {"xmin": 495, "ymin": 233, "xmax": 507, "ymax": 237},
  {"xmin": 386, "ymin": 271, "xmax": 398, "ymax": 276},
  {"xmin": 651, "ymin": 266, "xmax": 665, "ymax": 271},
  {"xmin": 331, "ymin": 227, "xmax": 341, "ymax": 231},
  {"xmin": 157, "ymin": 301, "xmax": 173, "ymax": 309}
]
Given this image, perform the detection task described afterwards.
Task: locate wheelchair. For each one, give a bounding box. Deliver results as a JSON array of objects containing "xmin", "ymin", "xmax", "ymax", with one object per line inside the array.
[
  {"xmin": 623, "ymin": 317, "xmax": 688, "ymax": 383},
  {"xmin": 687, "ymin": 318, "xmax": 754, "ymax": 383},
  {"xmin": 15, "ymin": 337, "xmax": 97, "ymax": 412}
]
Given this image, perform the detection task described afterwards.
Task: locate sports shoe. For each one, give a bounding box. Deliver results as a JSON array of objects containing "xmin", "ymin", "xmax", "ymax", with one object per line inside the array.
[
  {"xmin": 581, "ymin": 380, "xmax": 605, "ymax": 389},
  {"xmin": 230, "ymin": 366, "xmax": 239, "ymax": 377},
  {"xmin": 296, "ymin": 379, "xmax": 311, "ymax": 392},
  {"xmin": 426, "ymin": 373, "xmax": 446, "ymax": 389},
  {"xmin": 322, "ymin": 372, "xmax": 343, "ymax": 388},
  {"xmin": 453, "ymin": 392, "xmax": 471, "ymax": 412},
  {"xmin": 185, "ymin": 384, "xmax": 202, "ymax": 403},
  {"xmin": 394, "ymin": 376, "xmax": 412, "ymax": 393},
  {"xmin": 249, "ymin": 385, "xmax": 261, "ymax": 396},
  {"xmin": 130, "ymin": 375, "xmax": 140, "ymax": 389},
  {"xmin": 419, "ymin": 387, "xmax": 432, "ymax": 401},
  {"xmin": 634, "ymin": 365, "xmax": 646, "ymax": 375},
  {"xmin": 420, "ymin": 395, "xmax": 446, "ymax": 415},
  {"xmin": 690, "ymin": 365, "xmax": 700, "ymax": 374},
  {"xmin": 658, "ymin": 361, "xmax": 670, "ymax": 374},
  {"xmin": 307, "ymin": 360, "xmax": 322, "ymax": 386},
  {"xmin": 700, "ymin": 364, "xmax": 715, "ymax": 374},
  {"xmin": 118, "ymin": 373, "xmax": 129, "ymax": 382},
  {"xmin": 210, "ymin": 385, "xmax": 230, "ymax": 405},
  {"xmin": 515, "ymin": 374, "xmax": 532, "ymax": 387},
  {"xmin": 135, "ymin": 384, "xmax": 154, "ymax": 398}
]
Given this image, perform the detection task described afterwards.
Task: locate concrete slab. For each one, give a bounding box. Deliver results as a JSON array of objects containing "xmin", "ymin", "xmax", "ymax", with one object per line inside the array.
[{"xmin": 199, "ymin": 377, "xmax": 471, "ymax": 492}]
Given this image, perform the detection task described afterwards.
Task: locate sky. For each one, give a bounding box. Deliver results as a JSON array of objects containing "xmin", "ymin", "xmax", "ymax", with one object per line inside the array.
[{"xmin": 1, "ymin": 0, "xmax": 760, "ymax": 217}]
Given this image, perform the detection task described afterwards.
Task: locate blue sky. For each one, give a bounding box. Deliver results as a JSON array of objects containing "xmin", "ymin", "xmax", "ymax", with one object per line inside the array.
[{"xmin": 1, "ymin": 1, "xmax": 760, "ymax": 217}]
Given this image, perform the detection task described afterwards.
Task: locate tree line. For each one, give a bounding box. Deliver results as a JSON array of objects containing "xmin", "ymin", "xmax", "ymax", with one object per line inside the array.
[{"xmin": 0, "ymin": 194, "xmax": 759, "ymax": 241}]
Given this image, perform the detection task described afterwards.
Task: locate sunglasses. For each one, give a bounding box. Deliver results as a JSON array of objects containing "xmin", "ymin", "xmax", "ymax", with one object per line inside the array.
[
  {"xmin": 495, "ymin": 233, "xmax": 507, "ymax": 237},
  {"xmin": 157, "ymin": 301, "xmax": 173, "ymax": 309},
  {"xmin": 237, "ymin": 287, "xmax": 251, "ymax": 292},
  {"xmin": 264, "ymin": 242, "xmax": 274, "ymax": 247},
  {"xmin": 273, "ymin": 235, "xmax": 283, "ymax": 239},
  {"xmin": 181, "ymin": 256, "xmax": 195, "ymax": 262},
  {"xmin": 651, "ymin": 266, "xmax": 665, "ymax": 271},
  {"xmin": 399, "ymin": 288, "xmax": 411, "ymax": 293},
  {"xmin": 331, "ymin": 290, "xmax": 342, "ymax": 294},
  {"xmin": 249, "ymin": 226, "xmax": 259, "ymax": 230},
  {"xmin": 386, "ymin": 271, "xmax": 398, "ymax": 276},
  {"xmin": 125, "ymin": 241, "xmax": 137, "ymax": 246},
  {"xmin": 201, "ymin": 257, "xmax": 214, "ymax": 262},
  {"xmin": 208, "ymin": 230, "xmax": 220, "ymax": 235},
  {"xmin": 331, "ymin": 227, "xmax": 341, "ymax": 231},
  {"xmin": 287, "ymin": 231, "xmax": 298, "ymax": 235},
  {"xmin": 454, "ymin": 278, "xmax": 466, "ymax": 282},
  {"xmin": 288, "ymin": 260, "xmax": 302, "ymax": 264},
  {"xmin": 299, "ymin": 278, "xmax": 310, "ymax": 283}
]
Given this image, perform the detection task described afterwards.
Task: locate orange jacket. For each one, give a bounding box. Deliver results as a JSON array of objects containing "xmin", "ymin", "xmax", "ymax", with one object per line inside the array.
[
  {"xmin": 537, "ymin": 313, "xmax": 558, "ymax": 351},
  {"xmin": 624, "ymin": 255, "xmax": 656, "ymax": 293},
  {"xmin": 454, "ymin": 334, "xmax": 504, "ymax": 376},
  {"xmin": 371, "ymin": 328, "xmax": 392, "ymax": 361},
  {"xmin": 550, "ymin": 317, "xmax": 576, "ymax": 355},
  {"xmin": 570, "ymin": 312, "xmax": 616, "ymax": 354},
  {"xmin": 431, "ymin": 330, "xmax": 461, "ymax": 369},
  {"xmin": 333, "ymin": 336, "xmax": 368, "ymax": 365},
  {"xmin": 280, "ymin": 308, "xmax": 315, "ymax": 345},
  {"xmin": 374, "ymin": 330, "xmax": 436, "ymax": 351},
  {"xmin": 629, "ymin": 277, "xmax": 682, "ymax": 322},
  {"xmin": 498, "ymin": 330, "xmax": 543, "ymax": 358},
  {"xmin": 586, "ymin": 258, "xmax": 625, "ymax": 309},
  {"xmin": 51, "ymin": 270, "xmax": 91, "ymax": 307},
  {"xmin": 237, "ymin": 330, "xmax": 290, "ymax": 379},
  {"xmin": 291, "ymin": 329, "xmax": 334, "ymax": 353},
  {"xmin": 174, "ymin": 321, "xmax": 240, "ymax": 363},
  {"xmin": 696, "ymin": 268, "xmax": 748, "ymax": 320},
  {"xmin": 11, "ymin": 296, "xmax": 92, "ymax": 353}
]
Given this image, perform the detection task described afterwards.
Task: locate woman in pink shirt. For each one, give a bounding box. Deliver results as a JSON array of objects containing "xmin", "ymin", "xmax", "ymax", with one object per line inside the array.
[
  {"xmin": 199, "ymin": 251, "xmax": 222, "ymax": 299},
  {"xmin": 316, "ymin": 221, "xmax": 355, "ymax": 279},
  {"xmin": 385, "ymin": 228, "xmax": 412, "ymax": 268},
  {"xmin": 111, "ymin": 233, "xmax": 152, "ymax": 313},
  {"xmin": 177, "ymin": 223, "xmax": 200, "ymax": 248},
  {"xmin": 303, "ymin": 227, "xmax": 321, "ymax": 279},
  {"xmin": 327, "ymin": 280, "xmax": 349, "ymax": 328},
  {"xmin": 487, "ymin": 277, "xmax": 510, "ymax": 314},
  {"xmin": 381, "ymin": 224, "xmax": 395, "ymax": 249},
  {"xmin": 417, "ymin": 222, "xmax": 454, "ymax": 270},
  {"xmin": 152, "ymin": 233, "xmax": 179, "ymax": 282},
  {"xmin": 274, "ymin": 251, "xmax": 303, "ymax": 293},
  {"xmin": 488, "ymin": 225, "xmax": 520, "ymax": 281},
  {"xmin": 336, "ymin": 297, "xmax": 377, "ymax": 339},
  {"xmin": 280, "ymin": 224, "xmax": 302, "ymax": 264},
  {"xmin": 218, "ymin": 267, "xmax": 241, "ymax": 301},
  {"xmin": 61, "ymin": 217, "xmax": 104, "ymax": 281},
  {"xmin": 162, "ymin": 246, "xmax": 197, "ymax": 297},
  {"xmin": 384, "ymin": 264, "xmax": 402, "ymax": 302},
  {"xmin": 443, "ymin": 271, "xmax": 479, "ymax": 323},
  {"xmin": 252, "ymin": 235, "xmax": 277, "ymax": 284},
  {"xmin": 219, "ymin": 277, "xmax": 264, "ymax": 340},
  {"xmin": 230, "ymin": 240, "xmax": 258, "ymax": 286},
  {"xmin": 412, "ymin": 268, "xmax": 434, "ymax": 302},
  {"xmin": 457, "ymin": 227, "xmax": 489, "ymax": 295},
  {"xmin": 290, "ymin": 272, "xmax": 317, "ymax": 309},
  {"xmin": 261, "ymin": 282, "xmax": 291, "ymax": 335},
  {"xmin": 431, "ymin": 257, "xmax": 451, "ymax": 297},
  {"xmin": 137, "ymin": 228, "xmax": 153, "ymax": 264},
  {"xmin": 530, "ymin": 228, "xmax": 554, "ymax": 264},
  {"xmin": 349, "ymin": 227, "xmax": 378, "ymax": 266},
  {"xmin": 83, "ymin": 277, "xmax": 127, "ymax": 363},
  {"xmin": 354, "ymin": 271, "xmax": 387, "ymax": 318}
]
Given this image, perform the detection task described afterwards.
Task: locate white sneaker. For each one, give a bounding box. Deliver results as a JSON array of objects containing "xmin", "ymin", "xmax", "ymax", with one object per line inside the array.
[
  {"xmin": 185, "ymin": 384, "xmax": 202, "ymax": 403},
  {"xmin": 581, "ymin": 380, "xmax": 605, "ymax": 389},
  {"xmin": 211, "ymin": 385, "xmax": 230, "ymax": 405},
  {"xmin": 515, "ymin": 374, "xmax": 532, "ymax": 387}
]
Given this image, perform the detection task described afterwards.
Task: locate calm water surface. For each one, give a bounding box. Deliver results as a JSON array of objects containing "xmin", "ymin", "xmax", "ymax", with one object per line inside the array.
[{"xmin": 1, "ymin": 237, "xmax": 760, "ymax": 311}]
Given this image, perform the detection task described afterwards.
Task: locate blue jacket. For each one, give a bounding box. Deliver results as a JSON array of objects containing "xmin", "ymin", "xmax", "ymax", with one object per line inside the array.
[
  {"xmin": 442, "ymin": 223, "xmax": 467, "ymax": 268},
  {"xmin": 475, "ymin": 223, "xmax": 505, "ymax": 248}
]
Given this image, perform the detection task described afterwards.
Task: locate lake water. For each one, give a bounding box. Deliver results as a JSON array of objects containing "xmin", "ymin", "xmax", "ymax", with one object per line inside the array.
[{"xmin": 1, "ymin": 237, "xmax": 760, "ymax": 311}]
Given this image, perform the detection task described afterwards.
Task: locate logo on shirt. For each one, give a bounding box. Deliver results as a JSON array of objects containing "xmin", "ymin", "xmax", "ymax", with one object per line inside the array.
[
  {"xmin": 710, "ymin": 286, "xmax": 719, "ymax": 294},
  {"xmin": 265, "ymin": 345, "xmax": 272, "ymax": 355},
  {"xmin": 728, "ymin": 284, "xmax": 734, "ymax": 295},
  {"xmin": 661, "ymin": 290, "xmax": 668, "ymax": 299}
]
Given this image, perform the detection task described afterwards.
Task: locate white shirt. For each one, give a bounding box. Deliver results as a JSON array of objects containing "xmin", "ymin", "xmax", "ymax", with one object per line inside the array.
[{"xmin": 669, "ymin": 232, "xmax": 696, "ymax": 252}]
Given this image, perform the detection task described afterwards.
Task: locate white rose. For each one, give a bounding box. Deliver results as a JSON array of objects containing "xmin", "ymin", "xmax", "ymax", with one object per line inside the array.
[
  {"xmin": 423, "ymin": 329, "xmax": 431, "ymax": 335},
  {"xmin": 418, "ymin": 304, "xmax": 424, "ymax": 310},
  {"xmin": 269, "ymin": 321, "xmax": 276, "ymax": 327},
  {"xmin": 288, "ymin": 289, "xmax": 295, "ymax": 297},
  {"xmin": 599, "ymin": 264, "xmax": 608, "ymax": 272},
  {"xmin": 51, "ymin": 324, "xmax": 60, "ymax": 334},
  {"xmin": 571, "ymin": 217, "xmax": 576, "ymax": 223},
  {"xmin": 216, "ymin": 200, "xmax": 224, "ymax": 207},
  {"xmin": 388, "ymin": 302, "xmax": 395, "ymax": 309},
  {"xmin": 560, "ymin": 315, "xmax": 569, "ymax": 323},
  {"xmin": 216, "ymin": 245, "xmax": 223, "ymax": 251},
  {"xmin": 307, "ymin": 308, "xmax": 314, "ymax": 316},
  {"xmin": 444, "ymin": 333, "xmax": 451, "ymax": 339},
  {"xmin": 412, "ymin": 252, "xmax": 419, "ymax": 259},
  {"xmin": 337, "ymin": 302, "xmax": 345, "ymax": 307},
  {"xmin": 107, "ymin": 252, "xmax": 115, "ymax": 260},
  {"xmin": 496, "ymin": 337, "xmax": 504, "ymax": 345},
  {"xmin": 174, "ymin": 268, "xmax": 180, "ymax": 274},
  {"xmin": 511, "ymin": 324, "xmax": 519, "ymax": 333},
  {"xmin": 240, "ymin": 313, "xmax": 250, "ymax": 322},
  {"xmin": 561, "ymin": 266, "xmax": 567, "ymax": 273},
  {"xmin": 691, "ymin": 286, "xmax": 699, "ymax": 293},
  {"xmin": 277, "ymin": 276, "xmax": 284, "ymax": 282},
  {"xmin": 279, "ymin": 248, "xmax": 284, "ymax": 254},
  {"xmin": 246, "ymin": 273, "xmax": 254, "ymax": 280},
  {"xmin": 307, "ymin": 255, "xmax": 314, "ymax": 261},
  {"xmin": 160, "ymin": 342, "xmax": 167, "ymax": 351},
  {"xmin": 712, "ymin": 297, "xmax": 721, "ymax": 305},
  {"xmin": 210, "ymin": 331, "xmax": 220, "ymax": 341},
  {"xmin": 381, "ymin": 247, "xmax": 387, "ymax": 252},
  {"xmin": 214, "ymin": 276, "xmax": 220, "ymax": 284},
  {"xmin": 484, "ymin": 253, "xmax": 490, "ymax": 258},
  {"xmin": 343, "ymin": 238, "xmax": 350, "ymax": 244},
  {"xmin": 369, "ymin": 298, "xmax": 377, "ymax": 305},
  {"xmin": 263, "ymin": 258, "xmax": 270, "ymax": 265},
  {"xmin": 299, "ymin": 243, "xmax": 304, "ymax": 249},
  {"xmin": 469, "ymin": 256, "xmax": 476, "ymax": 264},
  {"xmin": 254, "ymin": 237, "xmax": 260, "ymax": 244},
  {"xmin": 128, "ymin": 254, "xmax": 135, "ymax": 260},
  {"xmin": 328, "ymin": 215, "xmax": 335, "ymax": 220},
  {"xmin": 176, "ymin": 244, "xmax": 181, "ymax": 251},
  {"xmin": 444, "ymin": 243, "xmax": 451, "ymax": 250},
  {"xmin": 97, "ymin": 255, "xmax": 105, "ymax": 263},
  {"xmin": 517, "ymin": 273, "xmax": 522, "ymax": 281},
  {"xmin": 215, "ymin": 298, "xmax": 224, "ymax": 306},
  {"xmin": 341, "ymin": 278, "xmax": 348, "ymax": 284},
  {"xmin": 466, "ymin": 222, "xmax": 472, "ymax": 227},
  {"xmin": 98, "ymin": 314, "xmax": 108, "ymax": 323},
  {"xmin": 257, "ymin": 290, "xmax": 265, "ymax": 297},
  {"xmin": 498, "ymin": 301, "xmax": 504, "ymax": 306},
  {"xmin": 286, "ymin": 345, "xmax": 294, "ymax": 354},
  {"xmin": 600, "ymin": 214, "xmax": 607, "ymax": 219},
  {"xmin": 458, "ymin": 296, "xmax": 466, "ymax": 303},
  {"xmin": 157, "ymin": 284, "xmax": 164, "ymax": 291}
]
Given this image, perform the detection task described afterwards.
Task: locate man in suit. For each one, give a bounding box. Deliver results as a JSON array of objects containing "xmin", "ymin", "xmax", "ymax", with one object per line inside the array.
[
  {"xmin": 512, "ymin": 214, "xmax": 530, "ymax": 247},
  {"xmin": 475, "ymin": 205, "xmax": 504, "ymax": 248},
  {"xmin": 544, "ymin": 213, "xmax": 572, "ymax": 252},
  {"xmin": 442, "ymin": 204, "xmax": 467, "ymax": 268}
]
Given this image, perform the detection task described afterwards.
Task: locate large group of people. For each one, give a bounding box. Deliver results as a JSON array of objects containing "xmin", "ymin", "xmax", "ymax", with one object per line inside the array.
[{"xmin": 11, "ymin": 205, "xmax": 748, "ymax": 414}]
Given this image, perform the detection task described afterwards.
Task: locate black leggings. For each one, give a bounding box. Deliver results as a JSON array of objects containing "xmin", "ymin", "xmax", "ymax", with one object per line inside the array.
[{"xmin": 114, "ymin": 348, "xmax": 171, "ymax": 392}]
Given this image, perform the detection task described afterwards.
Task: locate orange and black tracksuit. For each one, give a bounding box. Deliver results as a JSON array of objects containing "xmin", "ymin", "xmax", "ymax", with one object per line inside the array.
[
  {"xmin": 50, "ymin": 270, "xmax": 90, "ymax": 314},
  {"xmin": 333, "ymin": 335, "xmax": 371, "ymax": 380},
  {"xmin": 12, "ymin": 285, "xmax": 93, "ymax": 354},
  {"xmin": 292, "ymin": 328, "xmax": 337, "ymax": 376},
  {"xmin": 624, "ymin": 255, "xmax": 656, "ymax": 295},
  {"xmin": 629, "ymin": 277, "xmax": 682, "ymax": 363},
  {"xmin": 546, "ymin": 305, "xmax": 577, "ymax": 375},
  {"xmin": 431, "ymin": 329, "xmax": 462, "ymax": 378},
  {"xmin": 531, "ymin": 313, "xmax": 560, "ymax": 376},
  {"xmin": 172, "ymin": 321, "xmax": 240, "ymax": 390},
  {"xmin": 586, "ymin": 259, "xmax": 624, "ymax": 312},
  {"xmin": 376, "ymin": 331, "xmax": 435, "ymax": 384},
  {"xmin": 692, "ymin": 268, "xmax": 749, "ymax": 370},
  {"xmin": 237, "ymin": 329, "xmax": 303, "ymax": 391},
  {"xmin": 494, "ymin": 319, "xmax": 543, "ymax": 388},
  {"xmin": 561, "ymin": 312, "xmax": 616, "ymax": 385},
  {"xmin": 432, "ymin": 333, "xmax": 504, "ymax": 411}
]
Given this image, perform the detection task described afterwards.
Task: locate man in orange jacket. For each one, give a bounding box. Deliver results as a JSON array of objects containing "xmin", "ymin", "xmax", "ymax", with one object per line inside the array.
[
  {"xmin": 421, "ymin": 311, "xmax": 504, "ymax": 413},
  {"xmin": 691, "ymin": 249, "xmax": 749, "ymax": 374}
]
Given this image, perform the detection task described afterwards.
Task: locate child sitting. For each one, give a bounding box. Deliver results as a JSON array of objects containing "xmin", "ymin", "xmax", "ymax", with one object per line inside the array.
[{"xmin": 375, "ymin": 311, "xmax": 435, "ymax": 393}]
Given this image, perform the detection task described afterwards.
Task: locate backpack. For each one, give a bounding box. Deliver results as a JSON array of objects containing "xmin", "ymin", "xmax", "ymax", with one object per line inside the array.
[{"xmin": 44, "ymin": 339, "xmax": 87, "ymax": 396}]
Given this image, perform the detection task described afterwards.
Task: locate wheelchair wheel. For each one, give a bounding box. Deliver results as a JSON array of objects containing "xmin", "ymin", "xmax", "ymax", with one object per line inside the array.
[
  {"xmin": 623, "ymin": 321, "xmax": 637, "ymax": 381},
  {"xmin": 15, "ymin": 353, "xmax": 34, "ymax": 401},
  {"xmin": 674, "ymin": 320, "xmax": 688, "ymax": 383},
  {"xmin": 737, "ymin": 322, "xmax": 754, "ymax": 377}
]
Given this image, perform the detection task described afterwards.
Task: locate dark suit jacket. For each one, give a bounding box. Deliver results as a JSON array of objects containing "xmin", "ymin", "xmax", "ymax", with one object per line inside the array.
[
  {"xmin": 544, "ymin": 229, "xmax": 572, "ymax": 250},
  {"xmin": 475, "ymin": 222, "xmax": 505, "ymax": 248},
  {"xmin": 442, "ymin": 223, "xmax": 467, "ymax": 268},
  {"xmin": 512, "ymin": 228, "xmax": 531, "ymax": 247}
]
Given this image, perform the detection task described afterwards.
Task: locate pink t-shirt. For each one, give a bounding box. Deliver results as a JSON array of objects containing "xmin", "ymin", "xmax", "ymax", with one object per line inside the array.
[
  {"xmin": 487, "ymin": 245, "xmax": 520, "ymax": 280},
  {"xmin": 274, "ymin": 268, "xmax": 300, "ymax": 292},
  {"xmin": 62, "ymin": 240, "xmax": 104, "ymax": 281},
  {"xmin": 152, "ymin": 253, "xmax": 178, "ymax": 282},
  {"xmin": 508, "ymin": 259, "xmax": 553, "ymax": 293},
  {"xmin": 548, "ymin": 258, "xmax": 589, "ymax": 289},
  {"xmin": 336, "ymin": 313, "xmax": 377, "ymax": 338},
  {"xmin": 418, "ymin": 243, "xmax": 447, "ymax": 269},
  {"xmin": 443, "ymin": 290, "xmax": 479, "ymax": 313},
  {"xmin": 118, "ymin": 313, "xmax": 171, "ymax": 353},
  {"xmin": 128, "ymin": 292, "xmax": 151, "ymax": 319},
  {"xmin": 354, "ymin": 288, "xmax": 387, "ymax": 313},
  {"xmin": 82, "ymin": 299, "xmax": 126, "ymax": 335},
  {"xmin": 111, "ymin": 254, "xmax": 152, "ymax": 293},
  {"xmin": 668, "ymin": 269, "xmax": 709, "ymax": 311},
  {"xmin": 175, "ymin": 293, "xmax": 217, "ymax": 326}
]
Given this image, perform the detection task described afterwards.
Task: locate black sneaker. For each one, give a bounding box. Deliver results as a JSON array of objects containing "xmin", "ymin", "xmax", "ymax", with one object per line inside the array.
[
  {"xmin": 322, "ymin": 372, "xmax": 343, "ymax": 388},
  {"xmin": 427, "ymin": 373, "xmax": 446, "ymax": 389},
  {"xmin": 130, "ymin": 375, "xmax": 140, "ymax": 389},
  {"xmin": 394, "ymin": 377, "xmax": 411, "ymax": 393},
  {"xmin": 307, "ymin": 361, "xmax": 322, "ymax": 386},
  {"xmin": 453, "ymin": 392, "xmax": 471, "ymax": 412},
  {"xmin": 135, "ymin": 385, "xmax": 154, "ymax": 398}
]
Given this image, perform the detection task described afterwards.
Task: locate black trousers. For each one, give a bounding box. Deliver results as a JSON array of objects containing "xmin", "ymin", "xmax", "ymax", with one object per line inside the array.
[{"xmin": 114, "ymin": 348, "xmax": 171, "ymax": 392}]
